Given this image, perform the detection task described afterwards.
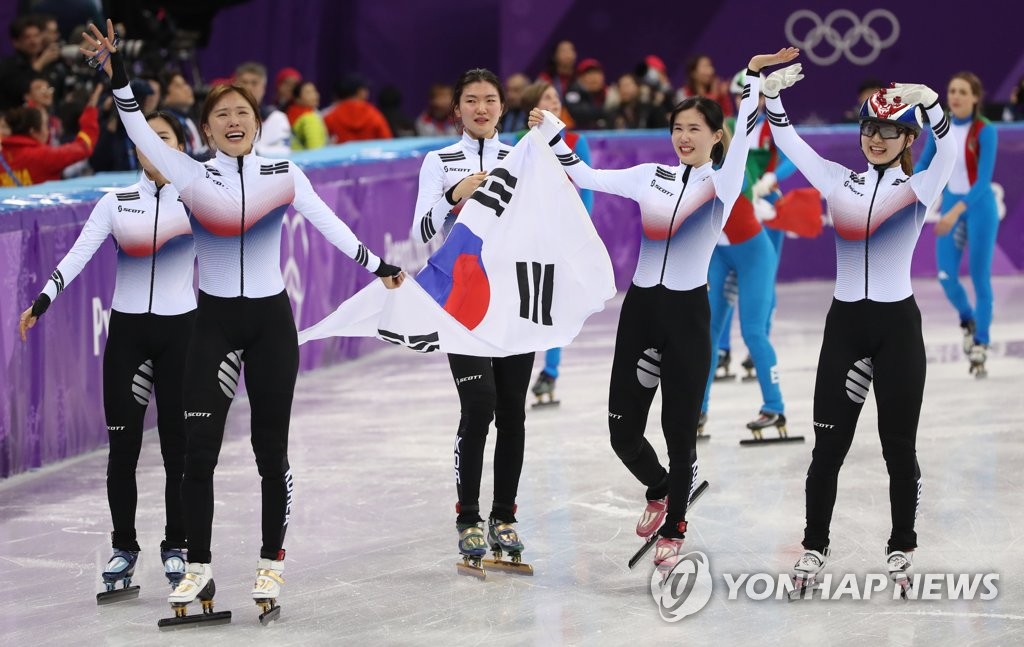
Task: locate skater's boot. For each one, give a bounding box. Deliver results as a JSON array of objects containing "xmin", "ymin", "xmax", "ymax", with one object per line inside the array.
[
  {"xmin": 652, "ymin": 522, "xmax": 687, "ymax": 577},
  {"xmin": 101, "ymin": 549, "xmax": 139, "ymax": 590},
  {"xmin": 456, "ymin": 522, "xmax": 487, "ymax": 577},
  {"xmin": 169, "ymin": 562, "xmax": 214, "ymax": 606},
  {"xmin": 696, "ymin": 412, "xmax": 708, "ymax": 438},
  {"xmin": 960, "ymin": 319, "xmax": 976, "ymax": 355},
  {"xmin": 743, "ymin": 411, "xmax": 801, "ymax": 444},
  {"xmin": 252, "ymin": 558, "xmax": 284, "ymax": 624},
  {"xmin": 483, "ymin": 517, "xmax": 533, "ymax": 575},
  {"xmin": 531, "ymin": 371, "xmax": 558, "ymax": 406},
  {"xmin": 741, "ymin": 354, "xmax": 756, "ymax": 381},
  {"xmin": 886, "ymin": 548, "xmax": 914, "ymax": 598},
  {"xmin": 789, "ymin": 548, "xmax": 829, "ymax": 599},
  {"xmin": 636, "ymin": 496, "xmax": 668, "ymax": 539},
  {"xmin": 969, "ymin": 343, "xmax": 988, "ymax": 378},
  {"xmin": 161, "ymin": 547, "xmax": 187, "ymax": 588},
  {"xmin": 713, "ymin": 349, "xmax": 734, "ymax": 380}
]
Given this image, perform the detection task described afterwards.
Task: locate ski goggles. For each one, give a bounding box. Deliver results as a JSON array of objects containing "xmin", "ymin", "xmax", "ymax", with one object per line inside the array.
[{"xmin": 859, "ymin": 121, "xmax": 908, "ymax": 140}]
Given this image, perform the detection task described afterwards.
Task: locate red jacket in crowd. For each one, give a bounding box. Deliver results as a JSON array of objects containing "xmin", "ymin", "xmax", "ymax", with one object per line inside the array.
[
  {"xmin": 1, "ymin": 106, "xmax": 99, "ymax": 186},
  {"xmin": 323, "ymin": 99, "xmax": 393, "ymax": 144}
]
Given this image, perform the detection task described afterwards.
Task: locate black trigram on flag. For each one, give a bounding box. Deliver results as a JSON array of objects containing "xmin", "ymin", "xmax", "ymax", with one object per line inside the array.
[
  {"xmin": 469, "ymin": 168, "xmax": 518, "ymax": 217},
  {"xmin": 516, "ymin": 262, "xmax": 554, "ymax": 326},
  {"xmin": 378, "ymin": 329, "xmax": 440, "ymax": 353}
]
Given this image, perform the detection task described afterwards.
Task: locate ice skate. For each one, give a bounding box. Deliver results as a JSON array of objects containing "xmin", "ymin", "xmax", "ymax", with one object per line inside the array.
[
  {"xmin": 740, "ymin": 354, "xmax": 757, "ymax": 382},
  {"xmin": 788, "ymin": 548, "xmax": 829, "ymax": 601},
  {"xmin": 696, "ymin": 412, "xmax": 710, "ymax": 441},
  {"xmin": 713, "ymin": 349, "xmax": 735, "ymax": 381},
  {"xmin": 741, "ymin": 412, "xmax": 803, "ymax": 445},
  {"xmin": 455, "ymin": 522, "xmax": 488, "ymax": 579},
  {"xmin": 968, "ymin": 343, "xmax": 988, "ymax": 379},
  {"xmin": 252, "ymin": 558, "xmax": 284, "ymax": 625},
  {"xmin": 530, "ymin": 371, "xmax": 560, "ymax": 408},
  {"xmin": 482, "ymin": 518, "xmax": 533, "ymax": 576},
  {"xmin": 960, "ymin": 320, "xmax": 976, "ymax": 356},
  {"xmin": 629, "ymin": 480, "xmax": 708, "ymax": 569},
  {"xmin": 653, "ymin": 535, "xmax": 685, "ymax": 581},
  {"xmin": 161, "ymin": 547, "xmax": 186, "ymax": 588},
  {"xmin": 95, "ymin": 549, "xmax": 140, "ymax": 605},
  {"xmin": 158, "ymin": 563, "xmax": 232, "ymax": 629},
  {"xmin": 886, "ymin": 549, "xmax": 914, "ymax": 599}
]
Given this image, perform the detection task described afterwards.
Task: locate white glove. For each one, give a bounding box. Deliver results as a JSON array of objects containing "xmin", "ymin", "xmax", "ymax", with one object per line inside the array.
[
  {"xmin": 751, "ymin": 172, "xmax": 777, "ymax": 199},
  {"xmin": 888, "ymin": 83, "xmax": 939, "ymax": 108},
  {"xmin": 753, "ymin": 197, "xmax": 777, "ymax": 222},
  {"xmin": 536, "ymin": 109, "xmax": 566, "ymax": 142},
  {"xmin": 762, "ymin": 64, "xmax": 803, "ymax": 99}
]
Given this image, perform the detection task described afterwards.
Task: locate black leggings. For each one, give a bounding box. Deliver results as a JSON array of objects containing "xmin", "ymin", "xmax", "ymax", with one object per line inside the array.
[
  {"xmin": 448, "ymin": 352, "xmax": 535, "ymax": 525},
  {"xmin": 804, "ymin": 297, "xmax": 925, "ymax": 553},
  {"xmin": 181, "ymin": 291, "xmax": 299, "ymax": 564},
  {"xmin": 103, "ymin": 309, "xmax": 195, "ymax": 552},
  {"xmin": 608, "ymin": 284, "xmax": 709, "ymax": 539}
]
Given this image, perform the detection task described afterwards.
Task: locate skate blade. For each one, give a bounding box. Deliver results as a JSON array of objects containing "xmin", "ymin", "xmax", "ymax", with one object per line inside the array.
[
  {"xmin": 740, "ymin": 435, "xmax": 805, "ymax": 446},
  {"xmin": 157, "ymin": 609, "xmax": 232, "ymax": 630},
  {"xmin": 628, "ymin": 481, "xmax": 709, "ymax": 570},
  {"xmin": 787, "ymin": 583, "xmax": 818, "ymax": 602},
  {"xmin": 713, "ymin": 374, "xmax": 736, "ymax": 382},
  {"xmin": 456, "ymin": 559, "xmax": 486, "ymax": 579},
  {"xmin": 95, "ymin": 585, "xmax": 140, "ymax": 605},
  {"xmin": 257, "ymin": 603, "xmax": 282, "ymax": 626},
  {"xmin": 741, "ymin": 375, "xmax": 758, "ymax": 382},
  {"xmin": 481, "ymin": 558, "xmax": 534, "ymax": 576},
  {"xmin": 531, "ymin": 400, "xmax": 560, "ymax": 409},
  {"xmin": 696, "ymin": 433, "xmax": 710, "ymax": 442}
]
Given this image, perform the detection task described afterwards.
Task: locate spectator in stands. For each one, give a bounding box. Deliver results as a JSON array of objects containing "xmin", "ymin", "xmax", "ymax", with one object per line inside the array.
[
  {"xmin": 415, "ymin": 83, "xmax": 458, "ymax": 137},
  {"xmin": 323, "ymin": 75, "xmax": 393, "ymax": 144},
  {"xmin": 275, "ymin": 67, "xmax": 302, "ymax": 112},
  {"xmin": 34, "ymin": 13, "xmax": 68, "ymax": 105},
  {"xmin": 289, "ymin": 80, "xmax": 328, "ymax": 150},
  {"xmin": 611, "ymin": 73, "xmax": 664, "ymax": 130},
  {"xmin": 500, "ymin": 73, "xmax": 529, "ymax": 133},
  {"xmin": 377, "ymin": 85, "xmax": 416, "ymax": 138},
  {"xmin": 565, "ymin": 58, "xmax": 609, "ymax": 129},
  {"xmin": 675, "ymin": 54, "xmax": 732, "ymax": 118},
  {"xmin": 22, "ymin": 74, "xmax": 62, "ymax": 145},
  {"xmin": 0, "ymin": 15, "xmax": 57, "ymax": 111},
  {"xmin": 234, "ymin": 61, "xmax": 292, "ymax": 157},
  {"xmin": 538, "ymin": 40, "xmax": 577, "ymax": 101},
  {"xmin": 0, "ymin": 83, "xmax": 101, "ymax": 186},
  {"xmin": 159, "ymin": 70, "xmax": 208, "ymax": 159},
  {"xmin": 843, "ymin": 78, "xmax": 883, "ymax": 123},
  {"xmin": 635, "ymin": 54, "xmax": 674, "ymax": 124},
  {"xmin": 1007, "ymin": 77, "xmax": 1024, "ymax": 121}
]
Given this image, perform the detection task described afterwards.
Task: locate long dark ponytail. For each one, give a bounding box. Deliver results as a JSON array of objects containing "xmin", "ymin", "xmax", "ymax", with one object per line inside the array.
[{"xmin": 669, "ymin": 96, "xmax": 726, "ymax": 165}]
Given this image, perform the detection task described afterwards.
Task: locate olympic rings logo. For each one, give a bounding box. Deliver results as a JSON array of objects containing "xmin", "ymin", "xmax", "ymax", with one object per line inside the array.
[{"xmin": 785, "ymin": 9, "xmax": 900, "ymax": 66}]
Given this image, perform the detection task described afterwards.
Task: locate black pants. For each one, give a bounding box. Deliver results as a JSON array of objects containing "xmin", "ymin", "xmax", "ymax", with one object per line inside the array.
[
  {"xmin": 608, "ymin": 284, "xmax": 709, "ymax": 538},
  {"xmin": 181, "ymin": 290, "xmax": 299, "ymax": 563},
  {"xmin": 448, "ymin": 352, "xmax": 535, "ymax": 524},
  {"xmin": 804, "ymin": 297, "xmax": 925, "ymax": 553},
  {"xmin": 103, "ymin": 309, "xmax": 195, "ymax": 552}
]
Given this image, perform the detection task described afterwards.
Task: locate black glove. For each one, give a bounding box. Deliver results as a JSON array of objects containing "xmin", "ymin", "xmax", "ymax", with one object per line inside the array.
[
  {"xmin": 374, "ymin": 261, "xmax": 402, "ymax": 278},
  {"xmin": 30, "ymin": 294, "xmax": 51, "ymax": 317}
]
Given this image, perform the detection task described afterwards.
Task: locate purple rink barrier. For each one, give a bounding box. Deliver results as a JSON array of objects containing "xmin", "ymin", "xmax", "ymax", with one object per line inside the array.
[{"xmin": 2, "ymin": 126, "xmax": 1023, "ymax": 477}]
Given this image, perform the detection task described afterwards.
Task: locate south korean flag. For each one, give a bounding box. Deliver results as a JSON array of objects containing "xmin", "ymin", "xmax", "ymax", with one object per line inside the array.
[{"xmin": 298, "ymin": 120, "xmax": 616, "ymax": 356}]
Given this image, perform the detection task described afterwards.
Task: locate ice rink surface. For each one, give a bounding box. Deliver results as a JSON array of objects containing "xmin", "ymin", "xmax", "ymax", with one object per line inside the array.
[{"xmin": 2, "ymin": 277, "xmax": 1022, "ymax": 646}]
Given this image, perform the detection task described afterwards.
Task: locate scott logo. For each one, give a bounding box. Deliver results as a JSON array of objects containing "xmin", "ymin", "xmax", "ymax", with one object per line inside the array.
[
  {"xmin": 184, "ymin": 411, "xmax": 213, "ymax": 419},
  {"xmin": 813, "ymin": 421, "xmax": 835, "ymax": 429},
  {"xmin": 650, "ymin": 180, "xmax": 674, "ymax": 196},
  {"xmin": 444, "ymin": 166, "xmax": 471, "ymax": 173},
  {"xmin": 608, "ymin": 412, "xmax": 623, "ymax": 420},
  {"xmin": 456, "ymin": 374, "xmax": 482, "ymax": 385},
  {"xmin": 107, "ymin": 425, "xmax": 126, "ymax": 431},
  {"xmin": 117, "ymin": 205, "xmax": 145, "ymax": 214}
]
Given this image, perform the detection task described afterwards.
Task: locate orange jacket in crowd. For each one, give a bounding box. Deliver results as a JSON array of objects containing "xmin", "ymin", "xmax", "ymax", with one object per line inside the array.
[
  {"xmin": 323, "ymin": 99, "xmax": 393, "ymax": 144},
  {"xmin": 1, "ymin": 106, "xmax": 99, "ymax": 186}
]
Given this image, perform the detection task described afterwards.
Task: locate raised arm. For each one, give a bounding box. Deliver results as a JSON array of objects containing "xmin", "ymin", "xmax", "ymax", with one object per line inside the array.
[
  {"xmin": 897, "ymin": 85, "xmax": 955, "ymax": 206},
  {"xmin": 20, "ymin": 195, "xmax": 114, "ymax": 340},
  {"xmin": 764, "ymin": 83, "xmax": 846, "ymax": 197},
  {"xmin": 291, "ymin": 163, "xmax": 402, "ymax": 284},
  {"xmin": 713, "ymin": 68, "xmax": 761, "ymax": 209},
  {"xmin": 82, "ymin": 21, "xmax": 203, "ymax": 193}
]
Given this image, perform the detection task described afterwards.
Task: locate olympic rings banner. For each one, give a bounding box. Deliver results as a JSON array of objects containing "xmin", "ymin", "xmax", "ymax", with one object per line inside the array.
[{"xmin": 3, "ymin": 126, "xmax": 1024, "ymax": 477}]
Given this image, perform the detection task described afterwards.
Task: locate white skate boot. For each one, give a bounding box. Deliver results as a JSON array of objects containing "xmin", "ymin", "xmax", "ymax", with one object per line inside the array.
[
  {"xmin": 886, "ymin": 549, "xmax": 914, "ymax": 599},
  {"xmin": 252, "ymin": 558, "xmax": 284, "ymax": 625},
  {"xmin": 158, "ymin": 563, "xmax": 231, "ymax": 629},
  {"xmin": 789, "ymin": 548, "xmax": 829, "ymax": 601}
]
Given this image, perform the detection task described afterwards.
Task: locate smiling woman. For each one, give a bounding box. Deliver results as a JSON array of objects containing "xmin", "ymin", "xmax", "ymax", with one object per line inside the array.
[{"xmin": 81, "ymin": 18, "xmax": 404, "ymax": 627}]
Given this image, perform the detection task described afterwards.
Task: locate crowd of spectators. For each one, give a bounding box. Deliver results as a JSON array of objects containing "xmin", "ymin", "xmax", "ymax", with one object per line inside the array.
[{"xmin": 3, "ymin": 18, "xmax": 1024, "ymax": 188}]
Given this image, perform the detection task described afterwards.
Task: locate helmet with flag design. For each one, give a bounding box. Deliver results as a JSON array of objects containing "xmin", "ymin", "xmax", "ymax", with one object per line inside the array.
[{"xmin": 859, "ymin": 87, "xmax": 922, "ymax": 134}]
